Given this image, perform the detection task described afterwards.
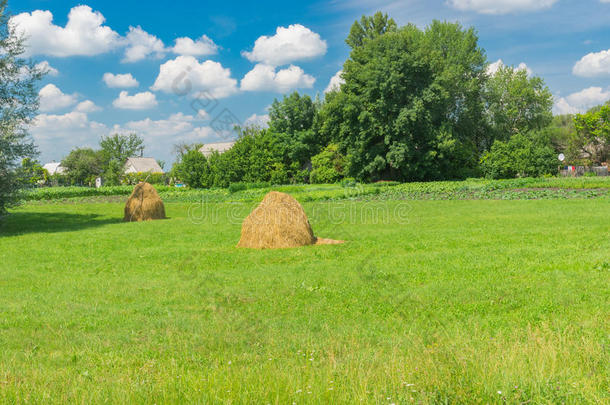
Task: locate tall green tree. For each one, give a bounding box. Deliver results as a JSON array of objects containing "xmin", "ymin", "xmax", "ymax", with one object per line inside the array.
[
  {"xmin": 269, "ymin": 92, "xmax": 317, "ymax": 134},
  {"xmin": 61, "ymin": 148, "xmax": 105, "ymax": 186},
  {"xmin": 484, "ymin": 65, "xmax": 553, "ymax": 143},
  {"xmin": 268, "ymin": 92, "xmax": 326, "ymax": 174},
  {"xmin": 0, "ymin": 0, "xmax": 43, "ymax": 215},
  {"xmin": 319, "ymin": 19, "xmax": 488, "ymax": 181},
  {"xmin": 345, "ymin": 11, "xmax": 397, "ymax": 50},
  {"xmin": 571, "ymin": 104, "xmax": 610, "ymax": 165},
  {"xmin": 99, "ymin": 133, "xmax": 144, "ymax": 163},
  {"xmin": 99, "ymin": 133, "xmax": 144, "ymax": 185},
  {"xmin": 19, "ymin": 158, "xmax": 46, "ymax": 185},
  {"xmin": 172, "ymin": 149, "xmax": 209, "ymax": 188}
]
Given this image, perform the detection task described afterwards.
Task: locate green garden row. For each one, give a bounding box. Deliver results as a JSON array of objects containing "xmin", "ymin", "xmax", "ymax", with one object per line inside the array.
[{"xmin": 22, "ymin": 176, "xmax": 610, "ymax": 204}]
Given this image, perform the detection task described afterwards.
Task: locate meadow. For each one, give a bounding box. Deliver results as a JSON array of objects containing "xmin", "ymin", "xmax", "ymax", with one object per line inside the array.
[{"xmin": 0, "ymin": 183, "xmax": 609, "ymax": 403}]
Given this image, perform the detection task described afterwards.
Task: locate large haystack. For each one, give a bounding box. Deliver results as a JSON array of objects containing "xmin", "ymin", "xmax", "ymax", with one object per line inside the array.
[
  {"xmin": 123, "ymin": 182, "xmax": 166, "ymax": 222},
  {"xmin": 237, "ymin": 191, "xmax": 344, "ymax": 249}
]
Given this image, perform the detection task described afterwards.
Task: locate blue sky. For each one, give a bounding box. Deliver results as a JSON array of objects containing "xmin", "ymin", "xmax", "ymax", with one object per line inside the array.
[{"xmin": 11, "ymin": 0, "xmax": 610, "ymax": 165}]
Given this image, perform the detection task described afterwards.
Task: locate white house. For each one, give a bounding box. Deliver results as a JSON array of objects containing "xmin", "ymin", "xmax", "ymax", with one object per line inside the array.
[
  {"xmin": 42, "ymin": 162, "xmax": 66, "ymax": 175},
  {"xmin": 124, "ymin": 157, "xmax": 164, "ymax": 174},
  {"xmin": 199, "ymin": 141, "xmax": 235, "ymax": 158}
]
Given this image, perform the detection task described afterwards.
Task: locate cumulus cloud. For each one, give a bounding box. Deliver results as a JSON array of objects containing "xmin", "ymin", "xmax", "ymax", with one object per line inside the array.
[
  {"xmin": 487, "ymin": 59, "xmax": 533, "ymax": 76},
  {"xmin": 172, "ymin": 35, "xmax": 218, "ymax": 56},
  {"xmin": 553, "ymin": 87, "xmax": 610, "ymax": 115},
  {"xmin": 151, "ymin": 56, "xmax": 238, "ymax": 98},
  {"xmin": 103, "ymin": 72, "xmax": 139, "ymax": 88},
  {"xmin": 30, "ymin": 111, "xmax": 109, "ymax": 161},
  {"xmin": 10, "ymin": 6, "xmax": 121, "ymax": 57},
  {"xmin": 39, "ymin": 84, "xmax": 77, "ymax": 112},
  {"xmin": 447, "ymin": 0, "xmax": 557, "ymax": 14},
  {"xmin": 112, "ymin": 91, "xmax": 158, "ymax": 110},
  {"xmin": 110, "ymin": 113, "xmax": 217, "ymax": 158},
  {"xmin": 35, "ymin": 61, "xmax": 59, "ymax": 76},
  {"xmin": 244, "ymin": 113, "xmax": 270, "ymax": 128},
  {"xmin": 573, "ymin": 49, "xmax": 610, "ymax": 77},
  {"xmin": 240, "ymin": 64, "xmax": 315, "ymax": 93},
  {"xmin": 242, "ymin": 24, "xmax": 327, "ymax": 66},
  {"xmin": 324, "ymin": 70, "xmax": 345, "ymax": 93},
  {"xmin": 123, "ymin": 26, "xmax": 166, "ymax": 63},
  {"xmin": 75, "ymin": 100, "xmax": 102, "ymax": 113}
]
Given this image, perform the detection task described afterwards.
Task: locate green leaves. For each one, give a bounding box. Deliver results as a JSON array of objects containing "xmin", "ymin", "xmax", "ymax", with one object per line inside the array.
[
  {"xmin": 321, "ymin": 20, "xmax": 490, "ymax": 182},
  {"xmin": 61, "ymin": 148, "xmax": 105, "ymax": 186},
  {"xmin": 484, "ymin": 66, "xmax": 553, "ymax": 144},
  {"xmin": 0, "ymin": 0, "xmax": 41, "ymax": 214},
  {"xmin": 572, "ymin": 105, "xmax": 610, "ymax": 165},
  {"xmin": 481, "ymin": 131, "xmax": 557, "ymax": 179}
]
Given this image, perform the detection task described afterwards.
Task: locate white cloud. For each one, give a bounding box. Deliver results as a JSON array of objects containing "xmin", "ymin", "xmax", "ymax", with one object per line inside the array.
[
  {"xmin": 123, "ymin": 26, "xmax": 166, "ymax": 63},
  {"xmin": 242, "ymin": 24, "xmax": 327, "ymax": 66},
  {"xmin": 324, "ymin": 70, "xmax": 345, "ymax": 93},
  {"xmin": 103, "ymin": 73, "xmax": 139, "ymax": 88},
  {"xmin": 112, "ymin": 91, "xmax": 158, "ymax": 110},
  {"xmin": 39, "ymin": 84, "xmax": 77, "ymax": 112},
  {"xmin": 553, "ymin": 87, "xmax": 610, "ymax": 115},
  {"xmin": 573, "ymin": 49, "xmax": 610, "ymax": 77},
  {"xmin": 241, "ymin": 64, "xmax": 315, "ymax": 93},
  {"xmin": 172, "ymin": 35, "xmax": 218, "ymax": 56},
  {"xmin": 10, "ymin": 6, "xmax": 121, "ymax": 57},
  {"xmin": 35, "ymin": 61, "xmax": 59, "ymax": 76},
  {"xmin": 487, "ymin": 59, "xmax": 533, "ymax": 76},
  {"xmin": 244, "ymin": 113, "xmax": 270, "ymax": 128},
  {"xmin": 111, "ymin": 113, "xmax": 217, "ymax": 157},
  {"xmin": 195, "ymin": 109, "xmax": 210, "ymax": 120},
  {"xmin": 30, "ymin": 111, "xmax": 109, "ymax": 161},
  {"xmin": 151, "ymin": 56, "xmax": 238, "ymax": 99},
  {"xmin": 447, "ymin": 0, "xmax": 557, "ymax": 14},
  {"xmin": 75, "ymin": 100, "xmax": 102, "ymax": 113}
]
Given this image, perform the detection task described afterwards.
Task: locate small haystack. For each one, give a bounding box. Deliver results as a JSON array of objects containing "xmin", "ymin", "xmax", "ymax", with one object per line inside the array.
[
  {"xmin": 237, "ymin": 191, "xmax": 344, "ymax": 249},
  {"xmin": 123, "ymin": 182, "xmax": 166, "ymax": 222}
]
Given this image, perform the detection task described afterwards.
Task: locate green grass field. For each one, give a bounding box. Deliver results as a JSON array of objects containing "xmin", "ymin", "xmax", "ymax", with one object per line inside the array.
[{"xmin": 1, "ymin": 196, "xmax": 609, "ymax": 403}]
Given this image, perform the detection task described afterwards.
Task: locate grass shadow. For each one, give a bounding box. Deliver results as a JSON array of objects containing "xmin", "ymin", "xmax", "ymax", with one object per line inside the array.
[{"xmin": 0, "ymin": 211, "xmax": 124, "ymax": 237}]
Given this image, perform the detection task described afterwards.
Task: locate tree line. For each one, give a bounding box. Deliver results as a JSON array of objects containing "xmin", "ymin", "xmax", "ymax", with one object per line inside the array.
[
  {"xmin": 171, "ymin": 13, "xmax": 608, "ymax": 188},
  {"xmin": 2, "ymin": 8, "xmax": 610, "ymax": 215}
]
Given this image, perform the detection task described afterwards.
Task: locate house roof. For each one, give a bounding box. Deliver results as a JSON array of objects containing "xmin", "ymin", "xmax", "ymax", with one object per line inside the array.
[
  {"xmin": 124, "ymin": 157, "xmax": 164, "ymax": 173},
  {"xmin": 42, "ymin": 162, "xmax": 66, "ymax": 175},
  {"xmin": 199, "ymin": 141, "xmax": 235, "ymax": 157}
]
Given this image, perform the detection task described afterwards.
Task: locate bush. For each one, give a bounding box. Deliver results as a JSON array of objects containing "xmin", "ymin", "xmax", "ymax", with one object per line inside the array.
[
  {"xmin": 310, "ymin": 144, "xmax": 346, "ymax": 184},
  {"xmin": 481, "ymin": 131, "xmax": 557, "ymax": 179},
  {"xmin": 172, "ymin": 149, "xmax": 209, "ymax": 188}
]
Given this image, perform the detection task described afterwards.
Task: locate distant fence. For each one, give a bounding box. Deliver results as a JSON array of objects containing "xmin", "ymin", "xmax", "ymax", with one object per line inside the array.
[{"xmin": 560, "ymin": 166, "xmax": 608, "ymax": 177}]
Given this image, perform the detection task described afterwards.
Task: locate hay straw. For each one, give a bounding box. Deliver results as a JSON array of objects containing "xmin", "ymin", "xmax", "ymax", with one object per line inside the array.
[
  {"xmin": 237, "ymin": 191, "xmax": 344, "ymax": 249},
  {"xmin": 123, "ymin": 182, "xmax": 166, "ymax": 222}
]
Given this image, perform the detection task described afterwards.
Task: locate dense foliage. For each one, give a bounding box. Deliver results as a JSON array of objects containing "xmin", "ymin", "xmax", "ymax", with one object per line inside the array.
[
  {"xmin": 0, "ymin": 0, "xmax": 42, "ymax": 215},
  {"xmin": 481, "ymin": 131, "xmax": 557, "ymax": 179},
  {"xmin": 61, "ymin": 148, "xmax": 105, "ymax": 186},
  {"xmin": 571, "ymin": 104, "xmax": 610, "ymax": 165},
  {"xmin": 19, "ymin": 158, "xmax": 46, "ymax": 185},
  {"xmin": 320, "ymin": 19, "xmax": 490, "ymax": 181},
  {"xmin": 310, "ymin": 144, "xmax": 346, "ymax": 184}
]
